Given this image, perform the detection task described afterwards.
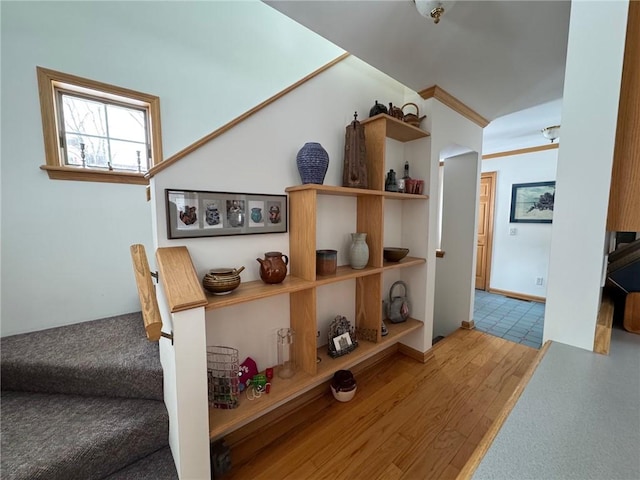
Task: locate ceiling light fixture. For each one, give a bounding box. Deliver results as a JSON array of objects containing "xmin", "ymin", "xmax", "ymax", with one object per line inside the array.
[
  {"xmin": 541, "ymin": 125, "xmax": 561, "ymax": 143},
  {"xmin": 414, "ymin": 0, "xmax": 447, "ymax": 24}
]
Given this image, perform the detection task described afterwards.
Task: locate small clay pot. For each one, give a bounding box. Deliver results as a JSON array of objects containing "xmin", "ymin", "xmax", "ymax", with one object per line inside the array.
[{"xmin": 316, "ymin": 249, "xmax": 337, "ymax": 276}]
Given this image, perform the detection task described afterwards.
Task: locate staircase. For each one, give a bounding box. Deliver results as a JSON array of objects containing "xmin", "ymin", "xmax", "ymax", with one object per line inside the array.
[{"xmin": 0, "ymin": 312, "xmax": 178, "ymax": 480}]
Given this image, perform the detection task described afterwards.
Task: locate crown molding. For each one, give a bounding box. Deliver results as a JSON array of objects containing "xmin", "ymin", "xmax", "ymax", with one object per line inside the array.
[{"xmin": 418, "ymin": 85, "xmax": 490, "ymax": 127}]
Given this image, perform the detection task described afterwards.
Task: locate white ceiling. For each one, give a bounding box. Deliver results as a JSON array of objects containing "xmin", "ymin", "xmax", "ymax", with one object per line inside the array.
[{"xmin": 265, "ymin": 0, "xmax": 571, "ymax": 153}]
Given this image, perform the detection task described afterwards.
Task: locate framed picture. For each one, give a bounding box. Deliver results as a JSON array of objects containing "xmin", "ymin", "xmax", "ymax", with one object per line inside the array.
[
  {"xmin": 166, "ymin": 189, "xmax": 287, "ymax": 239},
  {"xmin": 509, "ymin": 181, "xmax": 555, "ymax": 223},
  {"xmin": 332, "ymin": 332, "xmax": 353, "ymax": 352}
]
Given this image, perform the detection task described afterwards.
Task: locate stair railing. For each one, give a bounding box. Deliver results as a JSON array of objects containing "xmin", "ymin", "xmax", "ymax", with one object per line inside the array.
[{"xmin": 130, "ymin": 244, "xmax": 165, "ymax": 341}]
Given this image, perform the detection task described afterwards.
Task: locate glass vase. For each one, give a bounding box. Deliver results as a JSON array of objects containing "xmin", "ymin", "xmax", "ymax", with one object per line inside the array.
[{"xmin": 277, "ymin": 328, "xmax": 296, "ymax": 379}]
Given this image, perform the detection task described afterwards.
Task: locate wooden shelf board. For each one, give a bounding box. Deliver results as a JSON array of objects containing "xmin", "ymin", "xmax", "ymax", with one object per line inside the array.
[
  {"xmin": 208, "ymin": 318, "xmax": 423, "ymax": 439},
  {"xmin": 359, "ymin": 113, "xmax": 430, "ymax": 142},
  {"xmin": 286, "ymin": 184, "xmax": 380, "ymax": 197},
  {"xmin": 382, "ymin": 256, "xmax": 426, "ymax": 270},
  {"xmin": 285, "ymin": 184, "xmax": 429, "ymax": 200},
  {"xmin": 384, "ymin": 191, "xmax": 429, "ymax": 200},
  {"xmin": 315, "ymin": 264, "xmax": 380, "ymax": 286},
  {"xmin": 204, "ymin": 276, "xmax": 313, "ymax": 310}
]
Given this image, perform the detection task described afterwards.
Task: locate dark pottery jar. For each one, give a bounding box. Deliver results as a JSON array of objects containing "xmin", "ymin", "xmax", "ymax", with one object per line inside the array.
[
  {"xmin": 369, "ymin": 100, "xmax": 388, "ymax": 117},
  {"xmin": 256, "ymin": 251, "xmax": 289, "ymax": 284},
  {"xmin": 331, "ymin": 369, "xmax": 357, "ymax": 402}
]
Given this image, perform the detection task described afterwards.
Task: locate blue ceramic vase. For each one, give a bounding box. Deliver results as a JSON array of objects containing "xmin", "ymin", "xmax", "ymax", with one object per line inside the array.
[{"xmin": 296, "ymin": 142, "xmax": 329, "ymax": 184}]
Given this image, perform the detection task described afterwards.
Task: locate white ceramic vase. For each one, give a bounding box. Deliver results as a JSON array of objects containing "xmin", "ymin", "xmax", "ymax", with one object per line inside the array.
[{"xmin": 349, "ymin": 232, "xmax": 369, "ymax": 269}]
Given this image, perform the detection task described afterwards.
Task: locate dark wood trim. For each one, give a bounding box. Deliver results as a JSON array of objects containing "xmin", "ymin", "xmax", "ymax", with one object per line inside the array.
[{"xmin": 461, "ymin": 320, "xmax": 475, "ymax": 330}]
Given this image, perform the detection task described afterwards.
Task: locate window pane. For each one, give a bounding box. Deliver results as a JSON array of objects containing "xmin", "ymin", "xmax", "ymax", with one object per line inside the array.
[
  {"xmin": 65, "ymin": 135, "xmax": 109, "ymax": 168},
  {"xmin": 62, "ymin": 95, "xmax": 107, "ymax": 137},
  {"xmin": 106, "ymin": 104, "xmax": 146, "ymax": 142},
  {"xmin": 109, "ymin": 139, "xmax": 149, "ymax": 172}
]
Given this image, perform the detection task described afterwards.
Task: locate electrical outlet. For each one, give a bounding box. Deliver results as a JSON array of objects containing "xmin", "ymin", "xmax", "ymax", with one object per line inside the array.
[
  {"xmin": 509, "ymin": 228, "xmax": 517, "ymax": 236},
  {"xmin": 536, "ymin": 277, "xmax": 544, "ymax": 286}
]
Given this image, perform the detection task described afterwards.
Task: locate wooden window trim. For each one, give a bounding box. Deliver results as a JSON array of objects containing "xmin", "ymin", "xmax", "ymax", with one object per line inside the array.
[{"xmin": 36, "ymin": 66, "xmax": 163, "ymax": 184}]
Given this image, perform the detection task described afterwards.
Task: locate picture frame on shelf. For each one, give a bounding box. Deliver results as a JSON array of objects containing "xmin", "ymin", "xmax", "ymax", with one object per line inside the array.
[
  {"xmin": 166, "ymin": 189, "xmax": 287, "ymax": 239},
  {"xmin": 509, "ymin": 181, "xmax": 555, "ymax": 223},
  {"xmin": 332, "ymin": 332, "xmax": 353, "ymax": 353}
]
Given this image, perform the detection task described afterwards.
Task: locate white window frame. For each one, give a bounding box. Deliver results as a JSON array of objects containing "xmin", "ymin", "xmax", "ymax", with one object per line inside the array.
[{"xmin": 37, "ymin": 66, "xmax": 163, "ymax": 185}]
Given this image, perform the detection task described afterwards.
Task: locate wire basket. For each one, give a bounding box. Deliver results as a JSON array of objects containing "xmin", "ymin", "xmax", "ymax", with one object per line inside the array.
[{"xmin": 207, "ymin": 346, "xmax": 240, "ymax": 409}]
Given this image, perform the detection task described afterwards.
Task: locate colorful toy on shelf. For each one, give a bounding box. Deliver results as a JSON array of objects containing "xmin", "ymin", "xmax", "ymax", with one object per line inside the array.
[{"xmin": 238, "ymin": 357, "xmax": 258, "ymax": 392}]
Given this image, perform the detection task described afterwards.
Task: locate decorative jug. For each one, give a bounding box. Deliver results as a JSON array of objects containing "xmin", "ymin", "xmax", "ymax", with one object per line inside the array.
[
  {"xmin": 387, "ymin": 281, "xmax": 410, "ymax": 323},
  {"xmin": 250, "ymin": 207, "xmax": 263, "ymax": 223},
  {"xmin": 269, "ymin": 205, "xmax": 281, "ymax": 224},
  {"xmin": 205, "ymin": 205, "xmax": 220, "ymax": 226},
  {"xmin": 256, "ymin": 251, "xmax": 289, "ymax": 284},
  {"xmin": 349, "ymin": 233, "xmax": 369, "ymax": 269}
]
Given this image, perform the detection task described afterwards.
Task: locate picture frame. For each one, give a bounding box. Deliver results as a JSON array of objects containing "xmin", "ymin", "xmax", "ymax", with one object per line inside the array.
[
  {"xmin": 166, "ymin": 189, "xmax": 287, "ymax": 239},
  {"xmin": 509, "ymin": 181, "xmax": 555, "ymax": 223},
  {"xmin": 332, "ymin": 332, "xmax": 353, "ymax": 352}
]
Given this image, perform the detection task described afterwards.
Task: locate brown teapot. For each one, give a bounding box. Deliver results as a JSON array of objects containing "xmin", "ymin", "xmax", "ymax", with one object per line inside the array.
[{"xmin": 256, "ymin": 251, "xmax": 289, "ymax": 284}]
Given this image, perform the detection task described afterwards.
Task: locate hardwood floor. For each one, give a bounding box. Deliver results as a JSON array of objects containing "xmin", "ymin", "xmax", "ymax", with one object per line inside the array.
[{"xmin": 222, "ymin": 329, "xmax": 539, "ymax": 480}]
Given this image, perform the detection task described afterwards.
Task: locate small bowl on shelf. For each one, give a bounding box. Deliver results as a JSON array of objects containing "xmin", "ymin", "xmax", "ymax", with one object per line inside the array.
[
  {"xmin": 383, "ymin": 247, "xmax": 409, "ymax": 262},
  {"xmin": 202, "ymin": 266, "xmax": 244, "ymax": 295}
]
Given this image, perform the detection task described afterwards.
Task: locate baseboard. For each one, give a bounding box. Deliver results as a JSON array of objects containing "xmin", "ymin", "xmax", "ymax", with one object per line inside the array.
[
  {"xmin": 594, "ymin": 292, "xmax": 614, "ymax": 355},
  {"xmin": 487, "ymin": 288, "xmax": 545, "ymax": 304},
  {"xmin": 461, "ymin": 320, "xmax": 475, "ymax": 330},
  {"xmin": 398, "ymin": 343, "xmax": 433, "ymax": 363}
]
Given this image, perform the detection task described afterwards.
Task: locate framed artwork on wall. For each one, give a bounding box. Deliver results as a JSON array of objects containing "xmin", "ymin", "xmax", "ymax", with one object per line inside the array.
[
  {"xmin": 166, "ymin": 189, "xmax": 287, "ymax": 239},
  {"xmin": 509, "ymin": 181, "xmax": 555, "ymax": 223}
]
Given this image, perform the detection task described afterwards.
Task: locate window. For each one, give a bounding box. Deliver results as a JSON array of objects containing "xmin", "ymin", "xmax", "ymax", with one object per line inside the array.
[{"xmin": 37, "ymin": 67, "xmax": 163, "ymax": 184}]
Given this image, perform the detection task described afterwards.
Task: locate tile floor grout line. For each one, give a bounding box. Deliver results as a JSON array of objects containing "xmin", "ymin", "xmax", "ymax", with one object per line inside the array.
[{"xmin": 473, "ymin": 290, "xmax": 544, "ymax": 348}]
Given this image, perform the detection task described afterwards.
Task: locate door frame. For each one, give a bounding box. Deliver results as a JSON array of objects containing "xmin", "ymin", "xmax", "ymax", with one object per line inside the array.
[{"xmin": 478, "ymin": 171, "xmax": 497, "ymax": 290}]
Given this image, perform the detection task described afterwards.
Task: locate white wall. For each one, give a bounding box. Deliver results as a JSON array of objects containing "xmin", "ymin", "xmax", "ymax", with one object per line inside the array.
[
  {"xmin": 482, "ymin": 148, "xmax": 558, "ymax": 297},
  {"xmin": 0, "ymin": 1, "xmax": 343, "ymax": 336},
  {"xmin": 426, "ymin": 100, "xmax": 484, "ymax": 340},
  {"xmin": 545, "ymin": 0, "xmax": 628, "ymax": 350}
]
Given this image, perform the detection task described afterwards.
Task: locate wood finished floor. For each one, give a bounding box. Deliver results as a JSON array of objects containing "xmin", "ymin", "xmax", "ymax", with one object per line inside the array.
[{"xmin": 223, "ymin": 329, "xmax": 538, "ymax": 480}]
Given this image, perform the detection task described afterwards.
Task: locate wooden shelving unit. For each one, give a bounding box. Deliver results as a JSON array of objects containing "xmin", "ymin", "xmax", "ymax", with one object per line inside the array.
[
  {"xmin": 202, "ymin": 114, "xmax": 431, "ymax": 440},
  {"xmin": 208, "ymin": 318, "xmax": 422, "ymax": 439}
]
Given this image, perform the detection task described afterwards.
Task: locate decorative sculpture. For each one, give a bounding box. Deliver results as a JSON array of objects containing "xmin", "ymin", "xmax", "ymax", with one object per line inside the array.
[{"xmin": 342, "ymin": 112, "xmax": 368, "ymax": 189}]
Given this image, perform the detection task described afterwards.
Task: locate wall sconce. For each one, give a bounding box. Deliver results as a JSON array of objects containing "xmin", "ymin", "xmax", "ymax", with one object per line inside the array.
[
  {"xmin": 414, "ymin": 0, "xmax": 447, "ymax": 24},
  {"xmin": 541, "ymin": 125, "xmax": 561, "ymax": 143}
]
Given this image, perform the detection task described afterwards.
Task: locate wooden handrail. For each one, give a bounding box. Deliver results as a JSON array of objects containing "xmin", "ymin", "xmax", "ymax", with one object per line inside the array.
[
  {"xmin": 156, "ymin": 246, "xmax": 208, "ymax": 313},
  {"xmin": 130, "ymin": 244, "xmax": 163, "ymax": 341}
]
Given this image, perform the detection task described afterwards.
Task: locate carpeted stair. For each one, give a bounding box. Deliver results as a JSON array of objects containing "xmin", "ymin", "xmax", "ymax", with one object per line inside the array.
[{"xmin": 1, "ymin": 312, "xmax": 178, "ymax": 480}]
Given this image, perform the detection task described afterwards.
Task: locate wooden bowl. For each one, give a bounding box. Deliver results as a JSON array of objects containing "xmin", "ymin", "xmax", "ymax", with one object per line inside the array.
[{"xmin": 383, "ymin": 247, "xmax": 409, "ymax": 262}]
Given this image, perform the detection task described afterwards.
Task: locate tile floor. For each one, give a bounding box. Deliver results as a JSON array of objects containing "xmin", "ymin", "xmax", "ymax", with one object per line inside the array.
[{"xmin": 473, "ymin": 290, "xmax": 544, "ymax": 349}]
